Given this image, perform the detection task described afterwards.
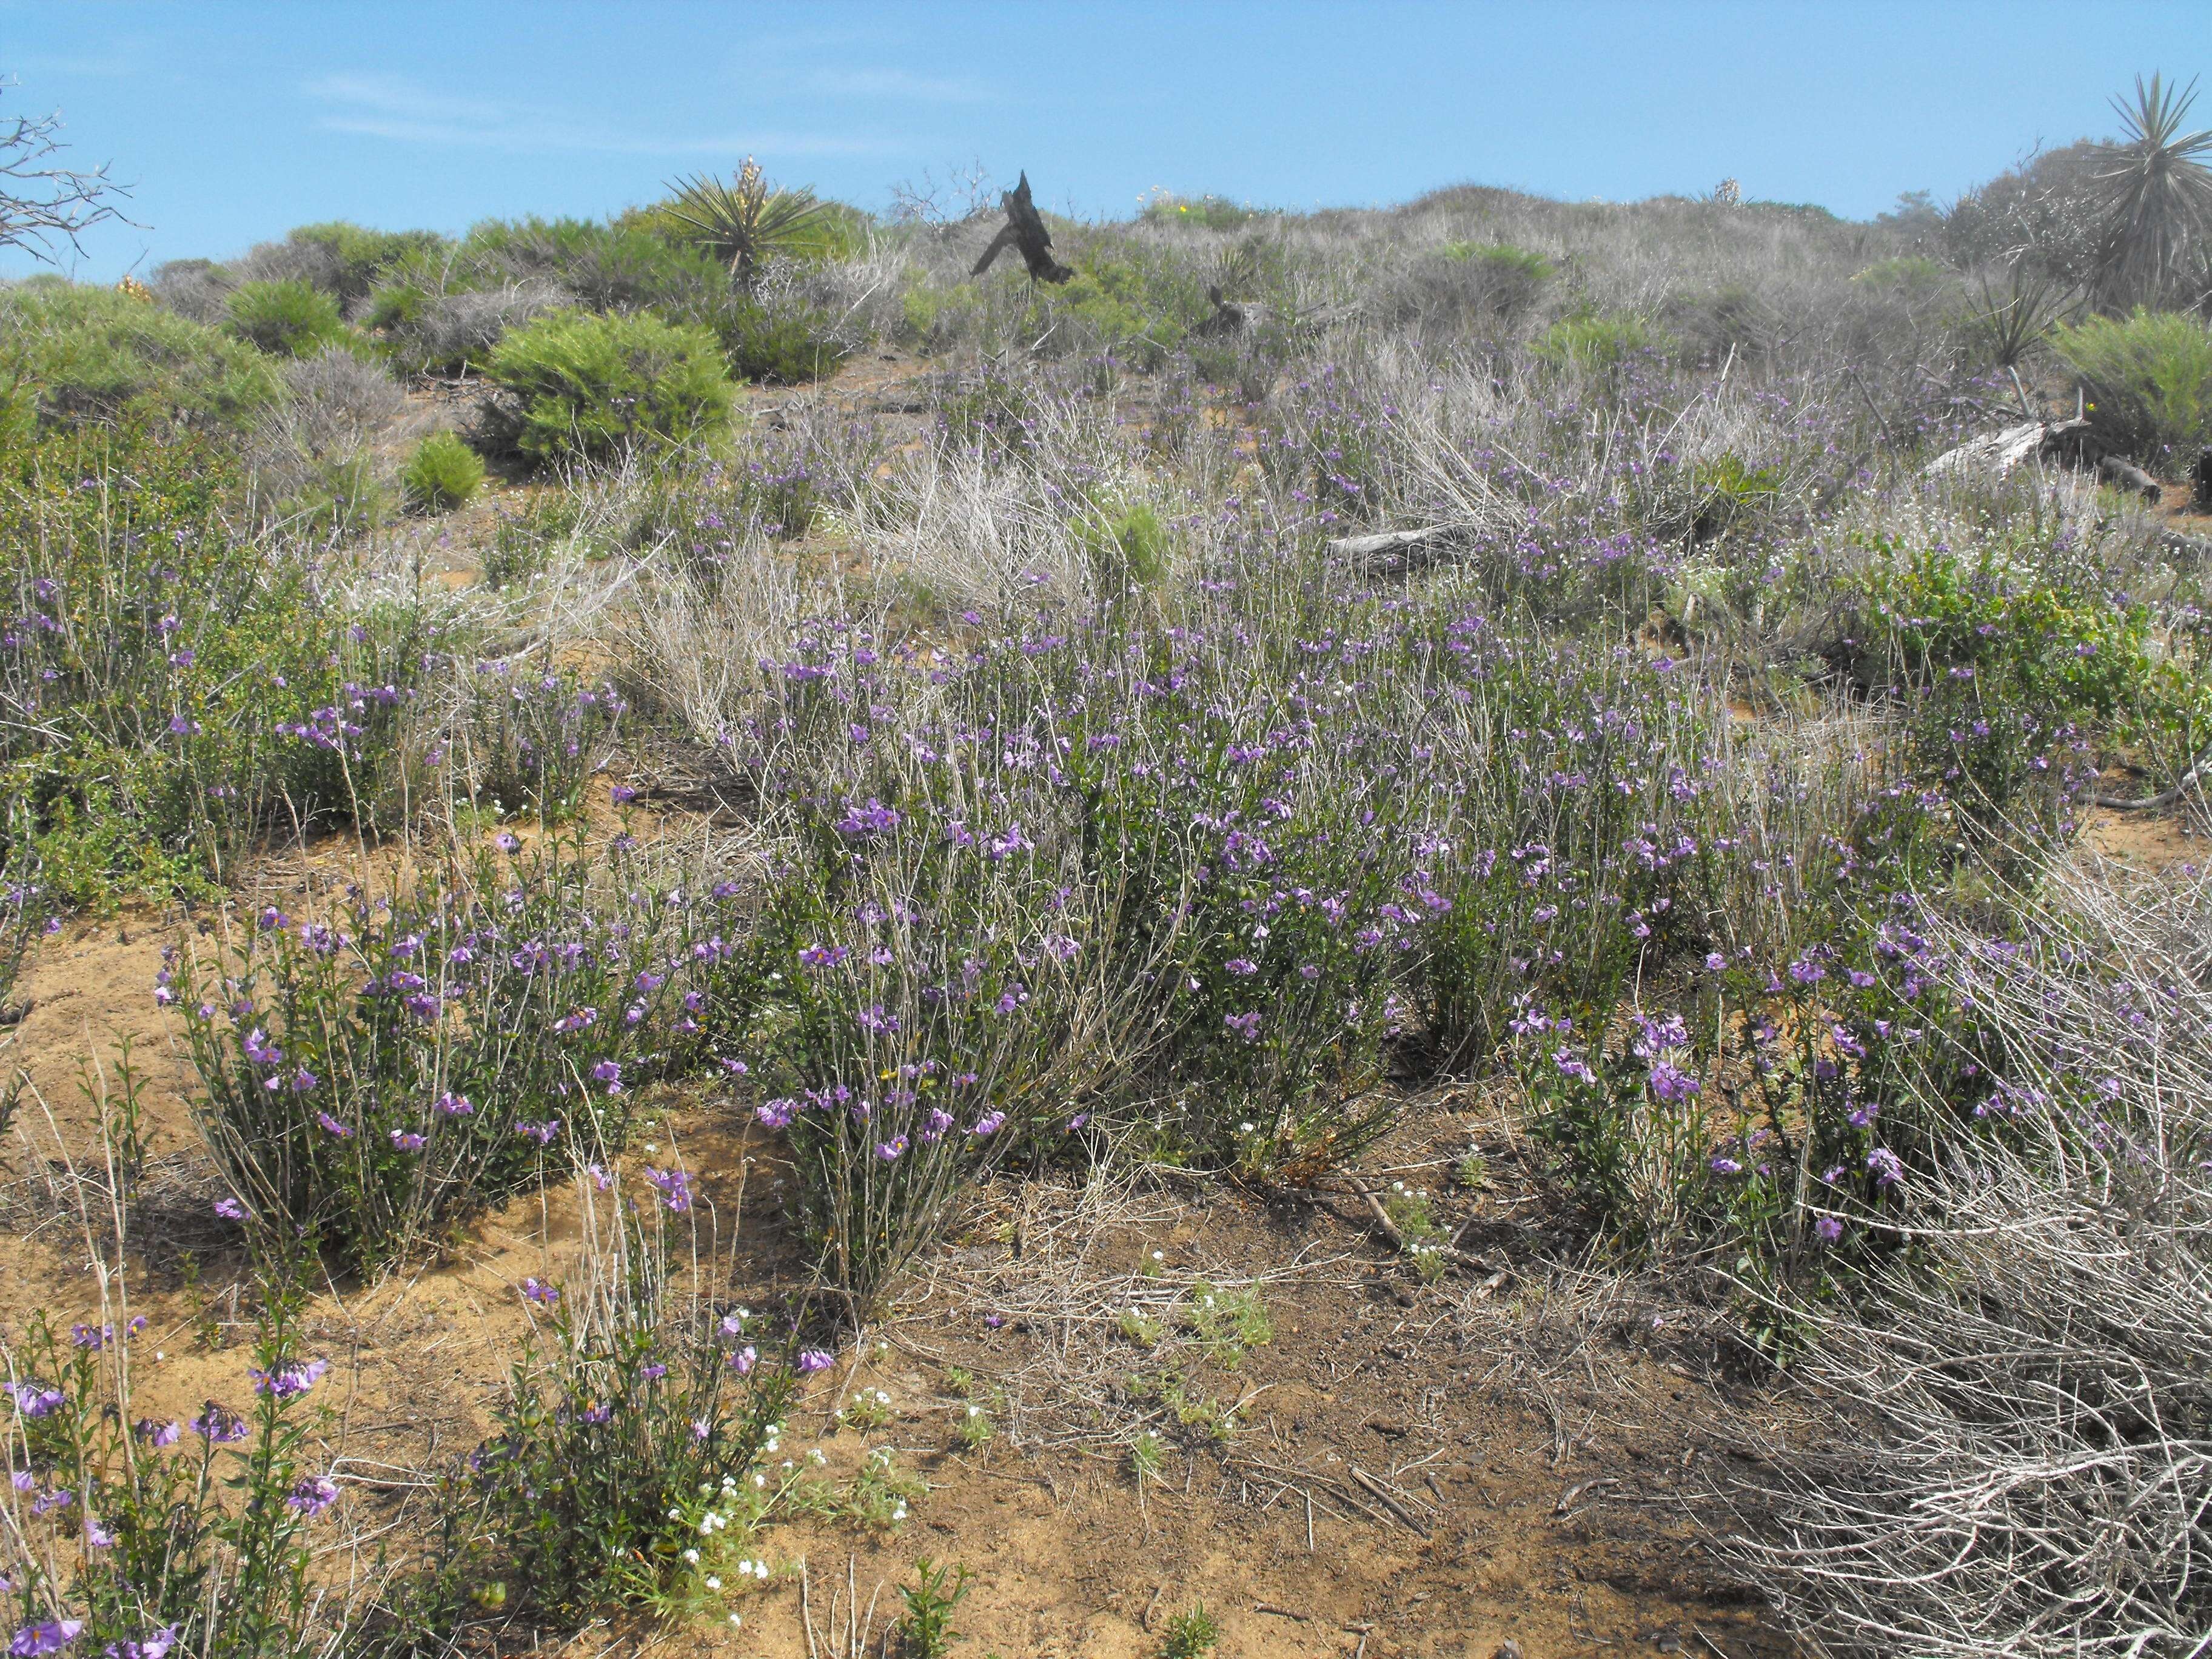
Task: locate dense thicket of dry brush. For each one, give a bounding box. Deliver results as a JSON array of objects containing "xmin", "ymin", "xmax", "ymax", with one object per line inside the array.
[{"xmin": 1729, "ymin": 865, "xmax": 2212, "ymax": 1659}]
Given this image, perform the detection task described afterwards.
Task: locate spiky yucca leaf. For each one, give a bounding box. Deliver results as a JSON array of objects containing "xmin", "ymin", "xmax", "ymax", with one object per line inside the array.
[{"xmin": 1962, "ymin": 257, "xmax": 2082, "ymax": 370}]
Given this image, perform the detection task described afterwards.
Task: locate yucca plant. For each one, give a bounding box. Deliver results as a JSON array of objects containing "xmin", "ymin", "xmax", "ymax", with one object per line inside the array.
[
  {"xmin": 1960, "ymin": 256, "xmax": 2081, "ymax": 372},
  {"xmin": 660, "ymin": 157, "xmax": 828, "ymax": 289},
  {"xmin": 2092, "ymin": 73, "xmax": 2212, "ymax": 313}
]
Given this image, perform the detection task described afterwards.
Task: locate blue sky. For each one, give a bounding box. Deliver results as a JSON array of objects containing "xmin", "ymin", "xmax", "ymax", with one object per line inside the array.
[{"xmin": 2, "ymin": 1, "xmax": 2202, "ymax": 280}]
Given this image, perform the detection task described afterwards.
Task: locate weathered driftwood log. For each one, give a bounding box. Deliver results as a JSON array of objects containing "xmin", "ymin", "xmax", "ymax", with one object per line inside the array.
[
  {"xmin": 2096, "ymin": 455, "xmax": 2162, "ymax": 501},
  {"xmin": 1324, "ymin": 524, "xmax": 1467, "ymax": 568},
  {"xmin": 1923, "ymin": 417, "xmax": 2090, "ymax": 480}
]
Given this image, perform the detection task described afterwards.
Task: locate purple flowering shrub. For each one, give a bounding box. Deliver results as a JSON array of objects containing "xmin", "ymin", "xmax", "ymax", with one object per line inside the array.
[
  {"xmin": 395, "ymin": 1185, "xmax": 801, "ymax": 1633},
  {"xmin": 1, "ymin": 1292, "xmax": 338, "ymax": 1659},
  {"xmin": 172, "ymin": 830, "xmax": 725, "ymax": 1270},
  {"xmin": 1061, "ymin": 620, "xmax": 1416, "ymax": 1169},
  {"xmin": 651, "ymin": 425, "xmax": 878, "ymax": 561},
  {"xmin": 0, "ymin": 423, "xmax": 442, "ymax": 903},
  {"xmin": 0, "ymin": 831, "xmax": 48, "ymax": 1024},
  {"xmin": 742, "ymin": 851, "xmax": 1100, "ymax": 1309},
  {"xmin": 454, "ymin": 657, "xmax": 625, "ymax": 822},
  {"xmin": 1412, "ymin": 638, "xmax": 1724, "ymax": 1068},
  {"xmin": 1509, "ymin": 848, "xmax": 2031, "ymax": 1279}
]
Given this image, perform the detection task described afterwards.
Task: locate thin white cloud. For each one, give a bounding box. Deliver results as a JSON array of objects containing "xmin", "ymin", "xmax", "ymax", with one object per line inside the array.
[
  {"xmin": 13, "ymin": 53, "xmax": 146, "ymax": 80},
  {"xmin": 301, "ymin": 73, "xmax": 890, "ymax": 159},
  {"xmin": 808, "ymin": 67, "xmax": 988, "ymax": 104}
]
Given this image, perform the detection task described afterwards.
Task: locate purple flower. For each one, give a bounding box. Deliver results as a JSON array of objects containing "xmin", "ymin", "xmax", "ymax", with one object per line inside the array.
[
  {"xmin": 191, "ymin": 1404, "xmax": 249, "ymax": 1444},
  {"xmin": 389, "ymin": 1130, "xmax": 425, "ymax": 1152},
  {"xmin": 834, "ymin": 797, "xmax": 900, "ymax": 838},
  {"xmin": 968, "ymin": 1111, "xmax": 1005, "ymax": 1138},
  {"xmin": 213, "ymin": 1197, "xmax": 247, "ymax": 1221},
  {"xmin": 1646, "ymin": 1060, "xmax": 1699, "ymax": 1103},
  {"xmin": 250, "ymin": 1358, "xmax": 327, "ymax": 1399},
  {"xmin": 610, "ymin": 785, "xmax": 638, "ymax": 805},
  {"xmin": 102, "ymin": 1626, "xmax": 179, "ymax": 1659},
  {"xmin": 1812, "ymin": 1215, "xmax": 1845, "ymax": 1244},
  {"xmin": 135, "ymin": 1419, "xmax": 181, "ymax": 1447},
  {"xmin": 756, "ymin": 1098, "xmax": 796, "ymax": 1130},
  {"xmin": 316, "ymin": 1113, "xmax": 352, "ymax": 1139},
  {"xmin": 512, "ymin": 1119, "xmax": 561, "ymax": 1145},
  {"xmin": 8, "ymin": 1620, "xmax": 83, "ymax": 1657},
  {"xmin": 495, "ymin": 832, "xmax": 521, "ymax": 853},
  {"xmin": 645, "ymin": 1167, "xmax": 694, "ymax": 1213},
  {"xmin": 1866, "ymin": 1147, "xmax": 1905, "ymax": 1190},
  {"xmin": 286, "ymin": 1475, "xmax": 341, "ymax": 1517},
  {"xmin": 729, "ymin": 1346, "xmax": 757, "ymax": 1376},
  {"xmin": 1223, "ymin": 1010, "xmax": 1261, "ymax": 1042},
  {"xmin": 874, "ymin": 1135, "xmax": 908, "ymax": 1162},
  {"xmin": 435, "ymin": 1091, "xmax": 473, "ymax": 1117},
  {"xmin": 7, "ymin": 1383, "xmax": 62, "ymax": 1418},
  {"xmin": 591, "ymin": 1059, "xmax": 623, "ymax": 1094},
  {"xmin": 82, "ymin": 1516, "xmax": 115, "ymax": 1549},
  {"xmin": 1709, "ymin": 1156, "xmax": 1743, "ymax": 1176},
  {"xmin": 796, "ymin": 1348, "xmax": 834, "ymax": 1373},
  {"xmin": 521, "ymin": 1278, "xmax": 560, "ymax": 1305}
]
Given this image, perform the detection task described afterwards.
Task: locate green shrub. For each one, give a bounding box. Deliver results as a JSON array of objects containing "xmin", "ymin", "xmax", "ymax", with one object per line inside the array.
[
  {"xmin": 898, "ymin": 282, "xmax": 988, "ymax": 355},
  {"xmin": 0, "ymin": 283, "xmax": 280, "ymax": 434},
  {"xmin": 1159, "ymin": 1603, "xmax": 1219, "ymax": 1658},
  {"xmin": 1142, "ymin": 193, "xmax": 1264, "ymax": 231},
  {"xmin": 1076, "ymin": 499, "xmax": 1171, "ymax": 586},
  {"xmin": 1851, "ymin": 255, "xmax": 1948, "ymax": 296},
  {"xmin": 708, "ymin": 295, "xmax": 851, "ymax": 383},
  {"xmin": 1533, "ymin": 312, "xmax": 1666, "ymax": 371},
  {"xmin": 1855, "ymin": 538, "xmax": 2204, "ymax": 835},
  {"xmin": 225, "ymin": 280, "xmax": 352, "ymax": 358},
  {"xmin": 482, "ymin": 494, "xmax": 580, "ymax": 588},
  {"xmin": 2052, "ymin": 307, "xmax": 2212, "ymax": 466},
  {"xmin": 1440, "ymin": 240, "xmax": 1555, "ymax": 306},
  {"xmin": 276, "ymin": 449, "xmax": 393, "ymax": 540},
  {"xmin": 484, "ymin": 309, "xmax": 734, "ymax": 464},
  {"xmin": 402, "ymin": 429, "xmax": 485, "ymax": 511},
  {"xmin": 280, "ymin": 221, "xmax": 447, "ymax": 303},
  {"xmin": 457, "ymin": 216, "xmax": 722, "ymax": 314},
  {"xmin": 1048, "ymin": 253, "xmax": 1210, "ymax": 367}
]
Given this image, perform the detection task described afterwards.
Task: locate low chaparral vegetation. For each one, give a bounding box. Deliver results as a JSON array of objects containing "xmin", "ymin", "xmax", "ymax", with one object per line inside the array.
[{"xmin": 2, "ymin": 79, "xmax": 2211, "ymax": 1659}]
